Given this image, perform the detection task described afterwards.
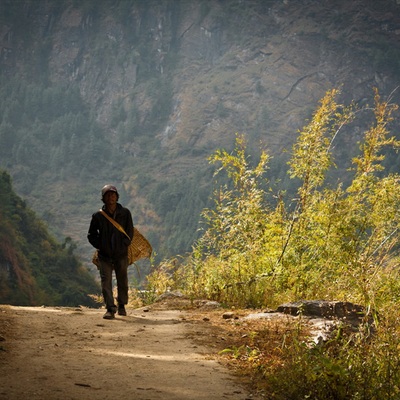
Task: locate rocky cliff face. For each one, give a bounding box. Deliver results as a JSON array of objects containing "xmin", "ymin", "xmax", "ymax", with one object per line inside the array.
[
  {"xmin": 1, "ymin": 0, "xmax": 400, "ymax": 262},
  {"xmin": 5, "ymin": 0, "xmax": 400, "ymax": 151}
]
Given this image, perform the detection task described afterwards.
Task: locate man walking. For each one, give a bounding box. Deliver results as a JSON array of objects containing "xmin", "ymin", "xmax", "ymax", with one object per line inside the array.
[{"xmin": 88, "ymin": 184, "xmax": 134, "ymax": 319}]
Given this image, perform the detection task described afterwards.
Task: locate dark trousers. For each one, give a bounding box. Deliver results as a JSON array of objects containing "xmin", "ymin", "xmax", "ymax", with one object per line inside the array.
[{"xmin": 99, "ymin": 256, "xmax": 129, "ymax": 311}]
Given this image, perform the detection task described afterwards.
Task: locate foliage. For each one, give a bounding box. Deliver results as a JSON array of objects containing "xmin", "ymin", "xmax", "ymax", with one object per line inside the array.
[
  {"xmin": 0, "ymin": 77, "xmax": 108, "ymax": 180},
  {"xmin": 0, "ymin": 171, "xmax": 100, "ymax": 306},
  {"xmin": 144, "ymin": 257, "xmax": 188, "ymax": 303},
  {"xmin": 147, "ymin": 171, "xmax": 212, "ymax": 257},
  {"xmin": 216, "ymin": 306, "xmax": 400, "ymax": 400},
  {"xmin": 259, "ymin": 307, "xmax": 400, "ymax": 399},
  {"xmin": 146, "ymin": 88, "xmax": 400, "ymax": 397},
  {"xmin": 151, "ymin": 88, "xmax": 400, "ymax": 310}
]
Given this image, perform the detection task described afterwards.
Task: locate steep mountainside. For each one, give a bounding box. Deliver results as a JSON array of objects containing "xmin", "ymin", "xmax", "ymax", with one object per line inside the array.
[
  {"xmin": 0, "ymin": 171, "xmax": 99, "ymax": 306},
  {"xmin": 1, "ymin": 0, "xmax": 400, "ymax": 269}
]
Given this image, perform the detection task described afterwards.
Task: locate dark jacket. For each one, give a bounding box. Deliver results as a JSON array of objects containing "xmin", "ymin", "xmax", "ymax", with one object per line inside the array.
[{"xmin": 87, "ymin": 203, "xmax": 134, "ymax": 261}]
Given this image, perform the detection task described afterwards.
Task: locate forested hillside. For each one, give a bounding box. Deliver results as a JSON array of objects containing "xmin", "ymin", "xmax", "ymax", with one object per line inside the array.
[
  {"xmin": 1, "ymin": 0, "xmax": 400, "ymax": 269},
  {"xmin": 0, "ymin": 171, "xmax": 100, "ymax": 306}
]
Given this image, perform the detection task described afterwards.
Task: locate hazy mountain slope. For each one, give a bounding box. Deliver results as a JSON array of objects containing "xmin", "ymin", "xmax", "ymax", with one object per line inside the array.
[
  {"xmin": 0, "ymin": 0, "xmax": 400, "ymax": 269},
  {"xmin": 0, "ymin": 170, "xmax": 100, "ymax": 306}
]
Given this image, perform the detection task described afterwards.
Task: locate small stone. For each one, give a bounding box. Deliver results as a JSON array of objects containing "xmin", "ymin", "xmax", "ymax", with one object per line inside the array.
[
  {"xmin": 201, "ymin": 300, "xmax": 221, "ymax": 309},
  {"xmin": 222, "ymin": 312, "xmax": 235, "ymax": 319}
]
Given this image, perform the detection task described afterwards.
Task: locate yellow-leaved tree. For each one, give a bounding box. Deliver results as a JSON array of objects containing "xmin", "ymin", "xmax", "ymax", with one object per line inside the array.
[{"xmin": 149, "ymin": 88, "xmax": 400, "ymax": 312}]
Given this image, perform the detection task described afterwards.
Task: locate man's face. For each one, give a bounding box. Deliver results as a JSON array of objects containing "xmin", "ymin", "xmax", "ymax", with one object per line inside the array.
[{"xmin": 104, "ymin": 191, "xmax": 117, "ymax": 205}]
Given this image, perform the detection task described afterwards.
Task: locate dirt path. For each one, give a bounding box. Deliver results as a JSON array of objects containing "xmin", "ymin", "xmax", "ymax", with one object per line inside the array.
[{"xmin": 0, "ymin": 305, "xmax": 259, "ymax": 400}]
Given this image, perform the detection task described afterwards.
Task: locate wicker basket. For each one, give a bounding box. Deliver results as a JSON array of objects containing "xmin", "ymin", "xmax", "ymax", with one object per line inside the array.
[
  {"xmin": 92, "ymin": 227, "xmax": 152, "ymax": 268},
  {"xmin": 128, "ymin": 227, "xmax": 152, "ymax": 264}
]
